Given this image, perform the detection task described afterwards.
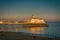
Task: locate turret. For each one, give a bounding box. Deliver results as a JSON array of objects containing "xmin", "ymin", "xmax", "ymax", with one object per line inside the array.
[{"xmin": 31, "ymin": 14, "xmax": 36, "ymax": 19}]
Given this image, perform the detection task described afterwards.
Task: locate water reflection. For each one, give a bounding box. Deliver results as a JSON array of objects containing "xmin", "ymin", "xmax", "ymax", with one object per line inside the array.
[
  {"xmin": 0, "ymin": 24, "xmax": 46, "ymax": 34},
  {"xmin": 23, "ymin": 27, "xmax": 45, "ymax": 34},
  {"xmin": 31, "ymin": 27, "xmax": 45, "ymax": 34}
]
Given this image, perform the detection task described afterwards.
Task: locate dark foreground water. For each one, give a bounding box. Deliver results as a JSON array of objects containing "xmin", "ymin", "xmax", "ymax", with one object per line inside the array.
[{"xmin": 0, "ymin": 21, "xmax": 60, "ymax": 38}]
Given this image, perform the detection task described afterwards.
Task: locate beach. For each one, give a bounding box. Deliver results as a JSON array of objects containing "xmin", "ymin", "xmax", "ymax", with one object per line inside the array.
[{"xmin": 0, "ymin": 31, "xmax": 60, "ymax": 40}]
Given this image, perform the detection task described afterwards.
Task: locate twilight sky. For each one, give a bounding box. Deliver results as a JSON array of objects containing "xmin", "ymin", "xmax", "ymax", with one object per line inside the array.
[{"xmin": 0, "ymin": 0, "xmax": 60, "ymax": 21}]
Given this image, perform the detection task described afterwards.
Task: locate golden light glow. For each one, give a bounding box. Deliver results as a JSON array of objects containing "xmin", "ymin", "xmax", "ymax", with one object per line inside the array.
[{"xmin": 0, "ymin": 21, "xmax": 3, "ymax": 24}]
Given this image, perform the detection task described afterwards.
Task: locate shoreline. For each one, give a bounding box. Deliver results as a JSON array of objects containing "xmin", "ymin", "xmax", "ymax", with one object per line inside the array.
[{"xmin": 0, "ymin": 31, "xmax": 60, "ymax": 40}]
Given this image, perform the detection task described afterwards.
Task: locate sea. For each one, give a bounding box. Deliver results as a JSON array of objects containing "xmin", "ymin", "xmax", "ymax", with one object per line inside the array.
[{"xmin": 0, "ymin": 21, "xmax": 60, "ymax": 38}]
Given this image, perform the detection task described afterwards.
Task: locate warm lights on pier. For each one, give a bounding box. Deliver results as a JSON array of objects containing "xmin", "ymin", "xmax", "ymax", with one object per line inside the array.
[
  {"xmin": 0, "ymin": 15, "xmax": 47, "ymax": 24},
  {"xmin": 0, "ymin": 21, "xmax": 3, "ymax": 24},
  {"xmin": 0, "ymin": 21, "xmax": 19, "ymax": 24},
  {"xmin": 15, "ymin": 21, "xmax": 18, "ymax": 24}
]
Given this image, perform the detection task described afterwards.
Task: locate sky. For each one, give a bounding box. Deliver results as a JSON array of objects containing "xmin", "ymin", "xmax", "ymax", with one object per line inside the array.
[{"xmin": 0, "ymin": 0, "xmax": 60, "ymax": 21}]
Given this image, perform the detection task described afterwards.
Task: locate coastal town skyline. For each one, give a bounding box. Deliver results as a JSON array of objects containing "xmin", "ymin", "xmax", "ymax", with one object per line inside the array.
[{"xmin": 0, "ymin": 0, "xmax": 60, "ymax": 21}]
